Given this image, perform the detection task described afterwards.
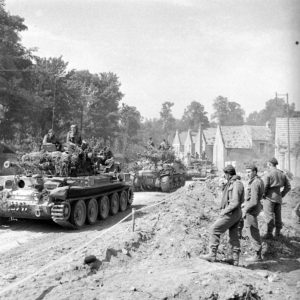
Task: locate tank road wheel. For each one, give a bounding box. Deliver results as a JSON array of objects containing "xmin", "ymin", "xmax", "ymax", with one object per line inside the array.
[
  {"xmin": 98, "ymin": 196, "xmax": 110, "ymax": 220},
  {"xmin": 161, "ymin": 176, "xmax": 171, "ymax": 193},
  {"xmin": 127, "ymin": 187, "xmax": 134, "ymax": 206},
  {"xmin": 70, "ymin": 200, "xmax": 87, "ymax": 228},
  {"xmin": 119, "ymin": 190, "xmax": 128, "ymax": 212},
  {"xmin": 110, "ymin": 193, "xmax": 119, "ymax": 215},
  {"xmin": 86, "ymin": 198, "xmax": 98, "ymax": 225}
]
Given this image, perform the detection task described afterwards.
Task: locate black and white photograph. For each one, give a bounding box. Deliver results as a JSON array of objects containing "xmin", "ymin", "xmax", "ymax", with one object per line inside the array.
[{"xmin": 0, "ymin": 0, "xmax": 299, "ymax": 299}]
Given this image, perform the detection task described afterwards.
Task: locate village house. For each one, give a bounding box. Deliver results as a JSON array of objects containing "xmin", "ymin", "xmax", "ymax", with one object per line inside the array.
[
  {"xmin": 172, "ymin": 123, "xmax": 273, "ymax": 170},
  {"xmin": 275, "ymin": 117, "xmax": 300, "ymax": 177},
  {"xmin": 172, "ymin": 125, "xmax": 216, "ymax": 164},
  {"xmin": 213, "ymin": 124, "xmax": 273, "ymax": 170}
]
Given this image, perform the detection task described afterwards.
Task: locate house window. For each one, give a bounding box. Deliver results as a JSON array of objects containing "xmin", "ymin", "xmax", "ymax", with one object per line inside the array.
[{"xmin": 259, "ymin": 143, "xmax": 265, "ymax": 154}]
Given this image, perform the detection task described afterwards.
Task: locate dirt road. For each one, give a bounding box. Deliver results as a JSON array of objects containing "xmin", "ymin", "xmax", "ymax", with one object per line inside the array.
[{"xmin": 0, "ymin": 191, "xmax": 167, "ymax": 299}]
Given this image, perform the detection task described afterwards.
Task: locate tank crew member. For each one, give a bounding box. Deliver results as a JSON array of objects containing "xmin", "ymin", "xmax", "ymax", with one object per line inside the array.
[
  {"xmin": 200, "ymin": 165, "xmax": 244, "ymax": 266},
  {"xmin": 263, "ymin": 157, "xmax": 291, "ymax": 239},
  {"xmin": 98, "ymin": 146, "xmax": 114, "ymax": 172},
  {"xmin": 66, "ymin": 124, "xmax": 82, "ymax": 146},
  {"xmin": 147, "ymin": 137, "xmax": 155, "ymax": 149},
  {"xmin": 242, "ymin": 164, "xmax": 264, "ymax": 262},
  {"xmin": 42, "ymin": 129, "xmax": 61, "ymax": 151},
  {"xmin": 158, "ymin": 139, "xmax": 169, "ymax": 150}
]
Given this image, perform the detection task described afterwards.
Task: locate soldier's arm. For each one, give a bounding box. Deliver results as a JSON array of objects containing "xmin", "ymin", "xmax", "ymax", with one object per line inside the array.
[
  {"xmin": 262, "ymin": 174, "xmax": 270, "ymax": 198},
  {"xmin": 281, "ymin": 176, "xmax": 291, "ymax": 198},
  {"xmin": 222, "ymin": 181, "xmax": 244, "ymax": 214},
  {"xmin": 42, "ymin": 135, "xmax": 48, "ymax": 144},
  {"xmin": 244, "ymin": 181, "xmax": 259, "ymax": 212}
]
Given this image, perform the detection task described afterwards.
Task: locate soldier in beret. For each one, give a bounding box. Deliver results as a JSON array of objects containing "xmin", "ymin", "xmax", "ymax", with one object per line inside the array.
[
  {"xmin": 263, "ymin": 157, "xmax": 291, "ymax": 239},
  {"xmin": 242, "ymin": 164, "xmax": 264, "ymax": 262},
  {"xmin": 200, "ymin": 165, "xmax": 244, "ymax": 266}
]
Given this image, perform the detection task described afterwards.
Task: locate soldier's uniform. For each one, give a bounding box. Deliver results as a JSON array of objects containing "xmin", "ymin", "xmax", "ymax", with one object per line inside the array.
[
  {"xmin": 66, "ymin": 126, "xmax": 82, "ymax": 146},
  {"xmin": 201, "ymin": 165, "xmax": 244, "ymax": 266},
  {"xmin": 263, "ymin": 160, "xmax": 291, "ymax": 238},
  {"xmin": 243, "ymin": 174, "xmax": 264, "ymax": 260}
]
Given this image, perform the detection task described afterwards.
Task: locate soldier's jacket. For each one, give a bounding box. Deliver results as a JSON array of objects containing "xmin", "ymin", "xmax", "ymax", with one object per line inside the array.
[
  {"xmin": 244, "ymin": 175, "xmax": 264, "ymax": 215},
  {"xmin": 263, "ymin": 168, "xmax": 291, "ymax": 203},
  {"xmin": 66, "ymin": 131, "xmax": 82, "ymax": 146},
  {"xmin": 220, "ymin": 175, "xmax": 244, "ymax": 215}
]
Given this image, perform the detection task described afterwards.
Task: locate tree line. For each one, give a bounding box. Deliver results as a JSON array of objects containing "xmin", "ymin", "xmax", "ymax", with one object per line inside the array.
[{"xmin": 1, "ymin": 1, "xmax": 299, "ymax": 159}]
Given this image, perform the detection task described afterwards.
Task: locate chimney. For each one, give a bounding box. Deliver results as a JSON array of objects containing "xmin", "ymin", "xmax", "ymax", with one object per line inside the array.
[{"xmin": 266, "ymin": 121, "xmax": 271, "ymax": 130}]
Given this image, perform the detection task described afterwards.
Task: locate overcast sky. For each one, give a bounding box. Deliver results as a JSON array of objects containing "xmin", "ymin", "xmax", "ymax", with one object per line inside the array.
[{"xmin": 5, "ymin": 0, "xmax": 300, "ymax": 120}]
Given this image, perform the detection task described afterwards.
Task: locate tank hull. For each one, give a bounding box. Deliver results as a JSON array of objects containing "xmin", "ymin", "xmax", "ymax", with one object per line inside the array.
[
  {"xmin": 0, "ymin": 174, "xmax": 134, "ymax": 228},
  {"xmin": 131, "ymin": 170, "xmax": 186, "ymax": 193}
]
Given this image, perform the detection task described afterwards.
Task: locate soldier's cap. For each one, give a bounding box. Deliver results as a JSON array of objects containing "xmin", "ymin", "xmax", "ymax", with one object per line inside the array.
[
  {"xmin": 71, "ymin": 124, "xmax": 77, "ymax": 128},
  {"xmin": 245, "ymin": 163, "xmax": 257, "ymax": 171},
  {"xmin": 268, "ymin": 157, "xmax": 278, "ymax": 166},
  {"xmin": 223, "ymin": 164, "xmax": 236, "ymax": 175}
]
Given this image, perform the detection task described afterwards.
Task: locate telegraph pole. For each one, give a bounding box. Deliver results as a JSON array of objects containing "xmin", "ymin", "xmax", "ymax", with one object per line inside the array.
[{"xmin": 275, "ymin": 92, "xmax": 290, "ymax": 172}]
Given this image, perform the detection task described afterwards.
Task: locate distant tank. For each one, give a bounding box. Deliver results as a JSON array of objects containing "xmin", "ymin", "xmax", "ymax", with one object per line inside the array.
[
  {"xmin": 0, "ymin": 144, "xmax": 133, "ymax": 229},
  {"xmin": 185, "ymin": 159, "xmax": 217, "ymax": 181},
  {"xmin": 130, "ymin": 149, "xmax": 186, "ymax": 192}
]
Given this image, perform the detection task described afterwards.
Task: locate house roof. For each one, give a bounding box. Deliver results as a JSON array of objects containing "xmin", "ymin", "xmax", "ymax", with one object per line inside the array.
[
  {"xmin": 220, "ymin": 125, "xmax": 271, "ymax": 149},
  {"xmin": 203, "ymin": 128, "xmax": 216, "ymax": 145},
  {"xmin": 275, "ymin": 118, "xmax": 300, "ymax": 148}
]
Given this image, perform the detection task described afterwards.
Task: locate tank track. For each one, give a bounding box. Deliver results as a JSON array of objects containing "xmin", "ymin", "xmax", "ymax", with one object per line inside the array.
[
  {"xmin": 51, "ymin": 203, "xmax": 76, "ymax": 229},
  {"xmin": 51, "ymin": 185, "xmax": 134, "ymax": 229}
]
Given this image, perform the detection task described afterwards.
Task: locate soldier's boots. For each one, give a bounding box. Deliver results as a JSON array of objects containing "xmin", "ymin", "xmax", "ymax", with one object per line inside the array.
[
  {"xmin": 222, "ymin": 254, "xmax": 234, "ymax": 265},
  {"xmin": 245, "ymin": 250, "xmax": 262, "ymax": 263},
  {"xmin": 232, "ymin": 251, "xmax": 240, "ymax": 266},
  {"xmin": 263, "ymin": 231, "xmax": 274, "ymax": 240},
  {"xmin": 274, "ymin": 229, "xmax": 281, "ymax": 239},
  {"xmin": 200, "ymin": 248, "xmax": 217, "ymax": 262}
]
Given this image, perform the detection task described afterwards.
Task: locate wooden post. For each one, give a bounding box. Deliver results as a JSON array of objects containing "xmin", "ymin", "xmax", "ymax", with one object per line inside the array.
[{"xmin": 132, "ymin": 208, "xmax": 136, "ymax": 232}]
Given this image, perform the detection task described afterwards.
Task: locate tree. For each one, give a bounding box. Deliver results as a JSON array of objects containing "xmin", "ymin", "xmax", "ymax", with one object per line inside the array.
[
  {"xmin": 181, "ymin": 101, "xmax": 209, "ymax": 130},
  {"xmin": 0, "ymin": 1, "xmax": 33, "ymax": 140},
  {"xmin": 212, "ymin": 96, "xmax": 245, "ymax": 125},
  {"xmin": 119, "ymin": 103, "xmax": 142, "ymax": 155},
  {"xmin": 246, "ymin": 98, "xmax": 298, "ymax": 132},
  {"xmin": 159, "ymin": 101, "xmax": 175, "ymax": 139},
  {"xmin": 85, "ymin": 72, "xmax": 123, "ymax": 143}
]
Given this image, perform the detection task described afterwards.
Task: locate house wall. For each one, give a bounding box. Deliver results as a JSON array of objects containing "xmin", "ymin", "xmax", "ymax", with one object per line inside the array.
[
  {"xmin": 213, "ymin": 126, "xmax": 225, "ymax": 170},
  {"xmin": 205, "ymin": 145, "xmax": 213, "ymax": 162},
  {"xmin": 225, "ymin": 148, "xmax": 255, "ymax": 171},
  {"xmin": 275, "ymin": 148, "xmax": 300, "ymax": 177}
]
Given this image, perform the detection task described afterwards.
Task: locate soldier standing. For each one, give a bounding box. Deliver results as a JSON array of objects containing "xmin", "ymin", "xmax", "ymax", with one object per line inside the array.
[
  {"xmin": 242, "ymin": 164, "xmax": 264, "ymax": 262},
  {"xmin": 263, "ymin": 157, "xmax": 291, "ymax": 239},
  {"xmin": 200, "ymin": 165, "xmax": 244, "ymax": 266}
]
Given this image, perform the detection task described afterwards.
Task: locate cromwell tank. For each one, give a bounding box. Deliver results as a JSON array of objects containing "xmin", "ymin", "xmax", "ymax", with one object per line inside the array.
[
  {"xmin": 185, "ymin": 159, "xmax": 217, "ymax": 181},
  {"xmin": 130, "ymin": 149, "xmax": 186, "ymax": 193},
  {"xmin": 0, "ymin": 144, "xmax": 133, "ymax": 229}
]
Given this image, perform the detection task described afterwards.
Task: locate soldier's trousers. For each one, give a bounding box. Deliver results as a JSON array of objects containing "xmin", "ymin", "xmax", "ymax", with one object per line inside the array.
[
  {"xmin": 244, "ymin": 213, "xmax": 262, "ymax": 252},
  {"xmin": 263, "ymin": 199, "xmax": 282, "ymax": 232},
  {"xmin": 209, "ymin": 208, "xmax": 242, "ymax": 252}
]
